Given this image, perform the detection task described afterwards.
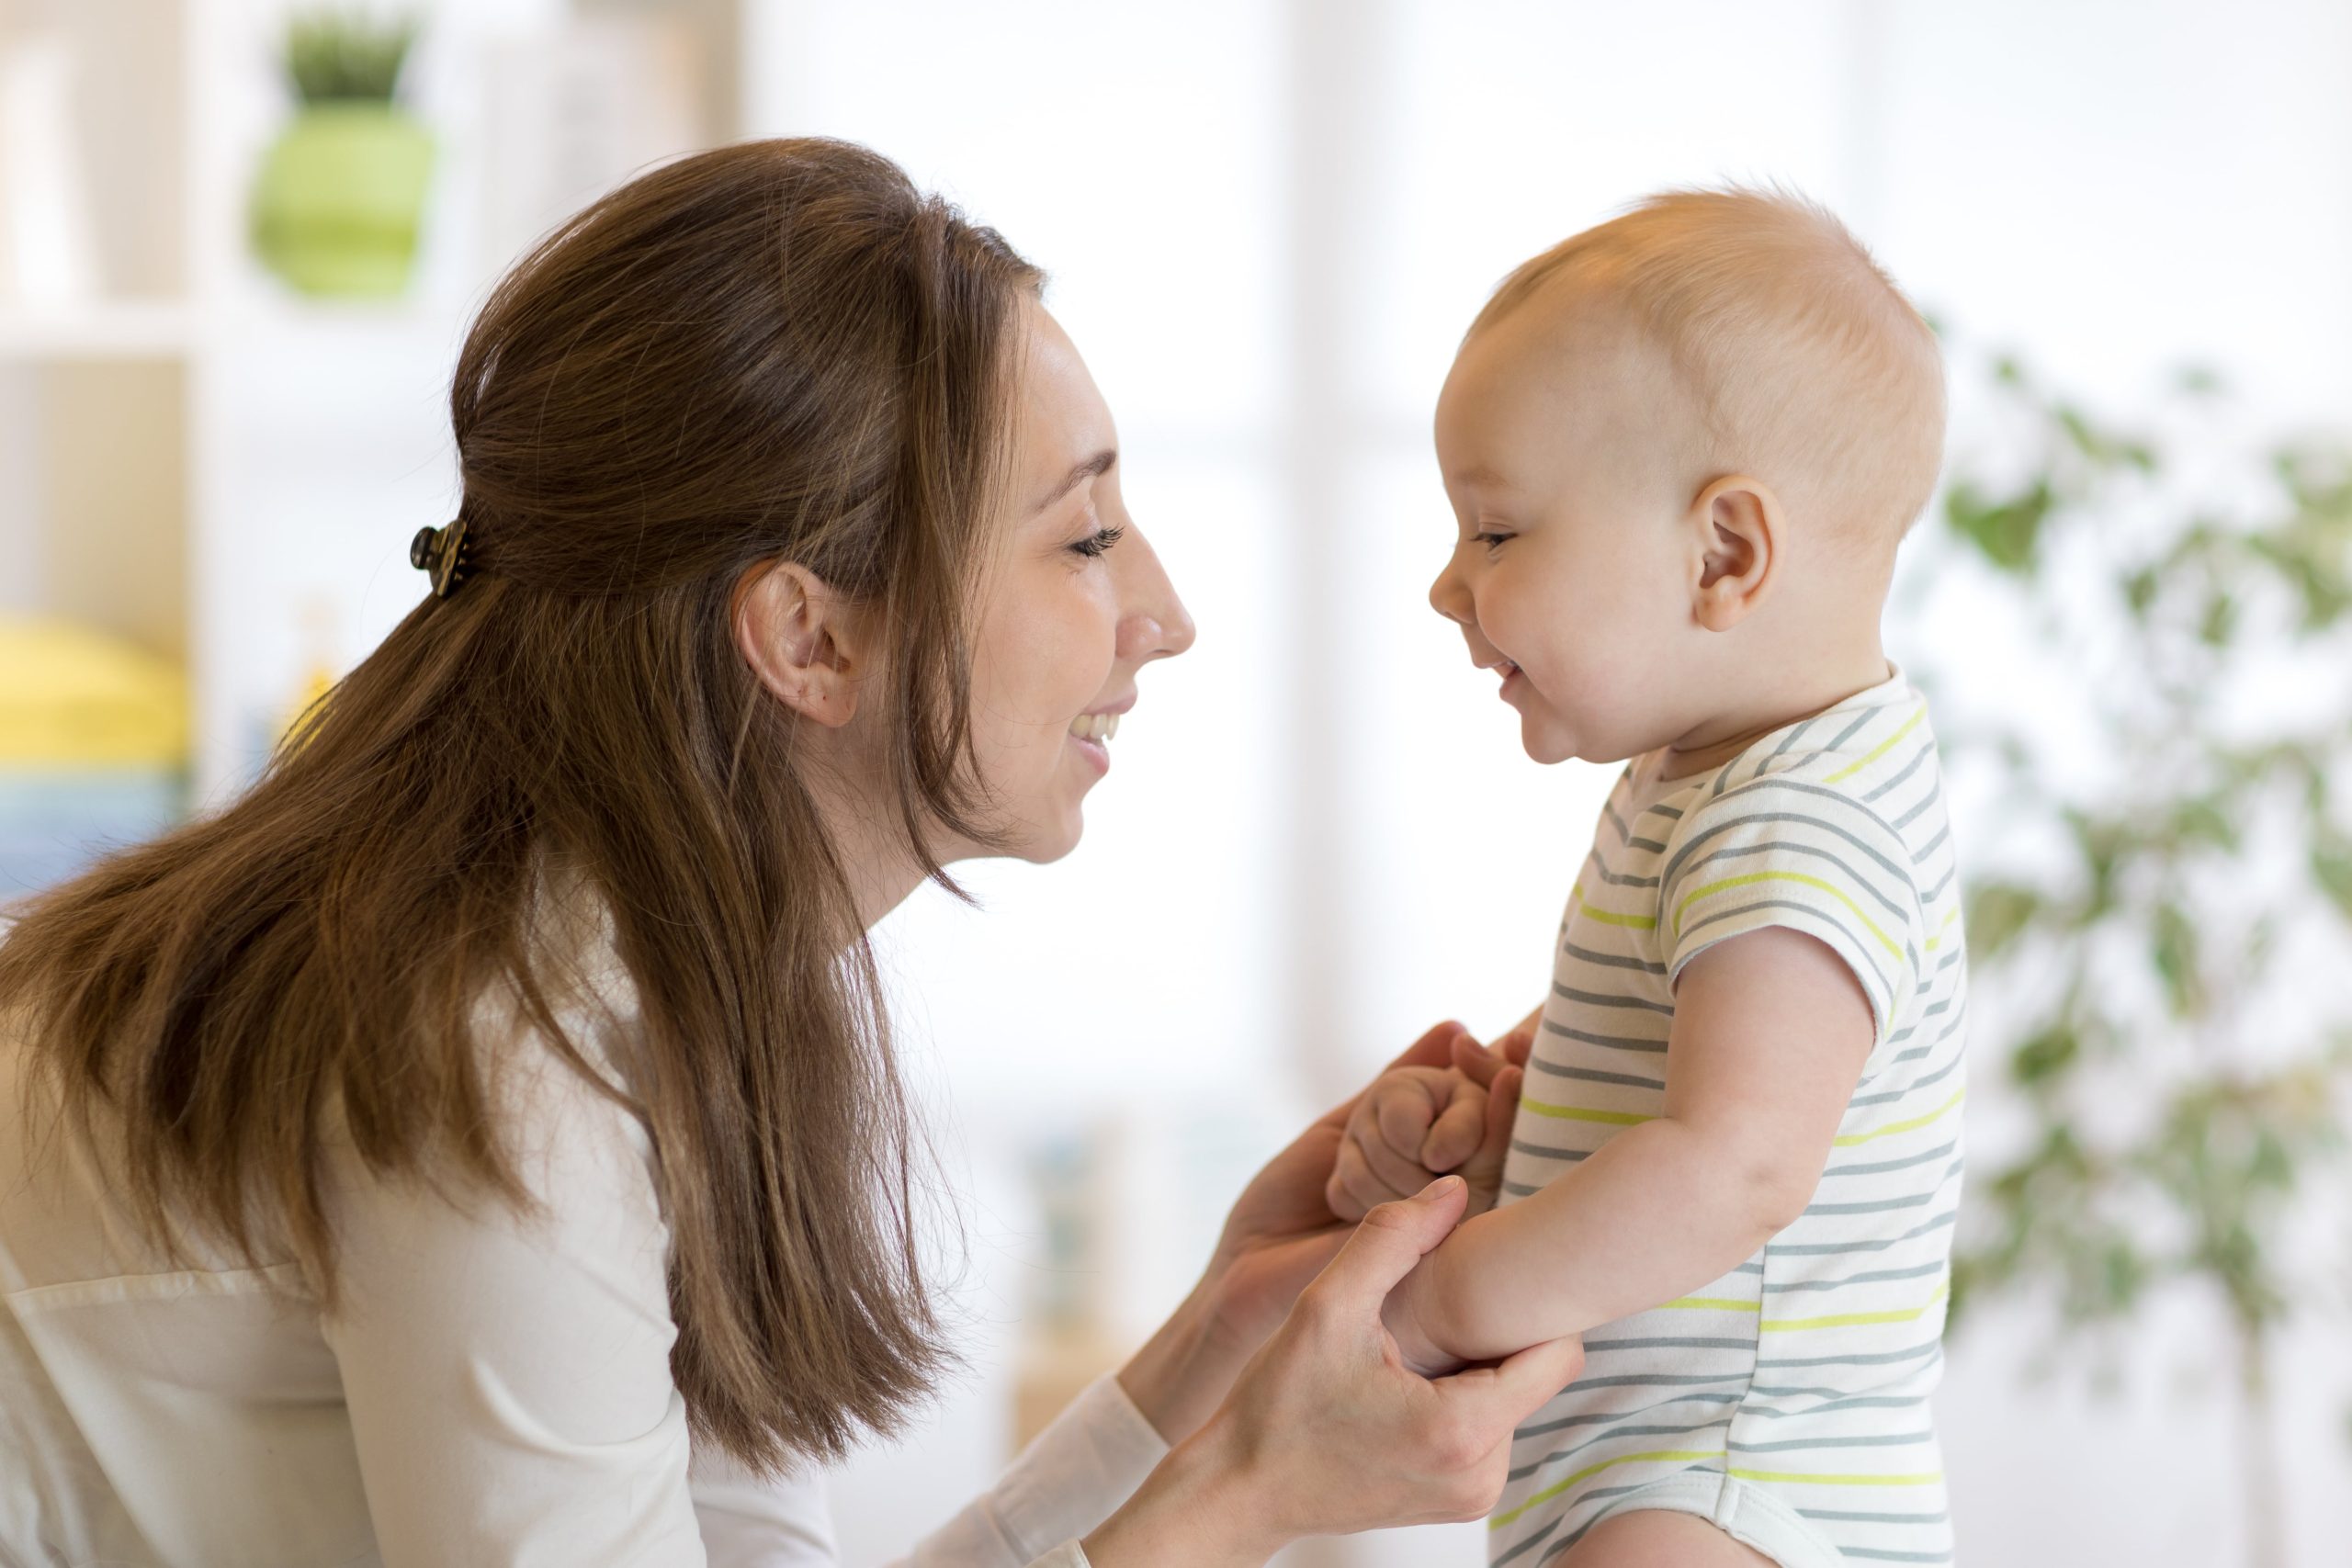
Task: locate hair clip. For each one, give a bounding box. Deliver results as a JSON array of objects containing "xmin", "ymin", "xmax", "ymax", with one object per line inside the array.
[{"xmin": 409, "ymin": 516, "xmax": 471, "ymax": 599}]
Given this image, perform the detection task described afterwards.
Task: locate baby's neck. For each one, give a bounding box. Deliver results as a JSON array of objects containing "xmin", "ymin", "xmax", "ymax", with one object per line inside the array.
[{"xmin": 1654, "ymin": 642, "xmax": 1894, "ymax": 782}]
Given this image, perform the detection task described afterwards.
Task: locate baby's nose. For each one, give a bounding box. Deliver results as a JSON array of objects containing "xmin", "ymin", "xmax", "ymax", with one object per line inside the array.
[{"xmin": 1428, "ymin": 559, "xmax": 1472, "ymax": 626}]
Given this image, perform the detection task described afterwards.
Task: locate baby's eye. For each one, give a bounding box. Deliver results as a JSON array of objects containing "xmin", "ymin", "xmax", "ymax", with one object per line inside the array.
[
  {"xmin": 1069, "ymin": 525, "xmax": 1126, "ymax": 560},
  {"xmin": 1472, "ymin": 529, "xmax": 1513, "ymax": 551}
]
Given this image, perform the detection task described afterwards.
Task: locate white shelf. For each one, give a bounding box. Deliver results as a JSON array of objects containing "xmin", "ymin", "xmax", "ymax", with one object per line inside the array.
[
  {"xmin": 4, "ymin": 0, "xmax": 752, "ymax": 796},
  {"xmin": 0, "ymin": 301, "xmax": 193, "ymax": 361}
]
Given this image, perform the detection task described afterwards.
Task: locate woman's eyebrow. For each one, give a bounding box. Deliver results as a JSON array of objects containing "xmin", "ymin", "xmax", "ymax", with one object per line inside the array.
[{"xmin": 1035, "ymin": 449, "xmax": 1117, "ymax": 512}]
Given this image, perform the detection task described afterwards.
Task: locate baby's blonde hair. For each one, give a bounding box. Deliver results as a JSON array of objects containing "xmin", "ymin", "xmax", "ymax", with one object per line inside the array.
[{"xmin": 1473, "ymin": 186, "xmax": 1945, "ymax": 547}]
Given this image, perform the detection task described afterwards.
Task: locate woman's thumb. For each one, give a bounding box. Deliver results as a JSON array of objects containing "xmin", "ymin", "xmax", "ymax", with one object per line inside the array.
[{"xmin": 1312, "ymin": 1175, "xmax": 1468, "ymax": 1315}]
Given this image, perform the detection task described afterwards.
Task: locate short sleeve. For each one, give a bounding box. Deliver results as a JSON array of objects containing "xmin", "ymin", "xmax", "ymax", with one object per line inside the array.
[{"xmin": 1657, "ymin": 777, "xmax": 1923, "ymax": 1047}]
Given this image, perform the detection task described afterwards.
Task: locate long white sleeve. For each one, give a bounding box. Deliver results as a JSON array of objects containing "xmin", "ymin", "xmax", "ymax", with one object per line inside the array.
[
  {"xmin": 684, "ymin": 1371, "xmax": 1164, "ymax": 1568},
  {"xmin": 894, "ymin": 1374, "xmax": 1167, "ymax": 1568}
]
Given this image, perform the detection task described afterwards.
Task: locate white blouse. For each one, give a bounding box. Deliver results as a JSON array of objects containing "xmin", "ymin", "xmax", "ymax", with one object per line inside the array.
[{"xmin": 0, "ymin": 976, "xmax": 1169, "ymax": 1568}]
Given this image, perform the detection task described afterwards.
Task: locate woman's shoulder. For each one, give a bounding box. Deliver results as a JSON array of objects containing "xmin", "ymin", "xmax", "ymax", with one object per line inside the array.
[{"xmin": 333, "ymin": 870, "xmax": 663, "ymax": 1237}]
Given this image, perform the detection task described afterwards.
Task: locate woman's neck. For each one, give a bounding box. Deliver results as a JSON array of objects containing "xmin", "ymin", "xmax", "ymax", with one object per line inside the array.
[{"xmin": 804, "ymin": 767, "xmax": 934, "ymax": 932}]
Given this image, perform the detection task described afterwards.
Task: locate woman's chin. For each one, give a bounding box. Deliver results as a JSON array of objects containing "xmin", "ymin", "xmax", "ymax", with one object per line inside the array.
[
  {"xmin": 999, "ymin": 793, "xmax": 1089, "ymax": 865},
  {"xmin": 1013, "ymin": 815, "xmax": 1085, "ymax": 865}
]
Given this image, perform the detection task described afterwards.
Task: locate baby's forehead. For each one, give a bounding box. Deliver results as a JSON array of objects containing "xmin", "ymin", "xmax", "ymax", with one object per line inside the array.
[
  {"xmin": 1438, "ymin": 294, "xmax": 1705, "ymax": 491},
  {"xmin": 1445, "ymin": 288, "xmax": 1701, "ymax": 430}
]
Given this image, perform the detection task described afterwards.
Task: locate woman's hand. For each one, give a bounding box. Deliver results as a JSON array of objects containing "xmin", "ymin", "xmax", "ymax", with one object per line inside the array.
[
  {"xmin": 1118, "ymin": 1020, "xmax": 1535, "ymax": 1447},
  {"xmin": 1117, "ymin": 1020, "xmax": 1467, "ymax": 1446},
  {"xmin": 1209, "ymin": 1021, "xmax": 1482, "ymax": 1346},
  {"xmin": 1083, "ymin": 1177, "xmax": 1586, "ymax": 1566}
]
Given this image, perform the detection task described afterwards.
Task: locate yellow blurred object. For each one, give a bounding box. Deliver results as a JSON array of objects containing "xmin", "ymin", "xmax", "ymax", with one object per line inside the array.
[
  {"xmin": 277, "ymin": 595, "xmax": 340, "ymax": 748},
  {"xmin": 0, "ymin": 619, "xmax": 189, "ymax": 767}
]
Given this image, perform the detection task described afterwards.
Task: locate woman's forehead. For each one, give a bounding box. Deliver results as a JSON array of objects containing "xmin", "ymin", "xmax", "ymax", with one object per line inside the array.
[{"xmin": 1015, "ymin": 303, "xmax": 1117, "ymax": 505}]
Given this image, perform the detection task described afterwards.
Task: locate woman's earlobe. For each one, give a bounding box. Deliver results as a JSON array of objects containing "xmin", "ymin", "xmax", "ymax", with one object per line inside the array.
[{"xmin": 732, "ymin": 560, "xmax": 863, "ymax": 727}]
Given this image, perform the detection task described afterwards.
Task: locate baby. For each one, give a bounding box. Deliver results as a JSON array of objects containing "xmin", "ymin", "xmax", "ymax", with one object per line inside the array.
[{"xmin": 1330, "ymin": 189, "xmax": 1964, "ymax": 1568}]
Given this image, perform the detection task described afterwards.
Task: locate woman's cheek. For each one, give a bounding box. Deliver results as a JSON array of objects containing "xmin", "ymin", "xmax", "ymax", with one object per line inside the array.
[{"xmin": 1057, "ymin": 571, "xmax": 1121, "ymax": 707}]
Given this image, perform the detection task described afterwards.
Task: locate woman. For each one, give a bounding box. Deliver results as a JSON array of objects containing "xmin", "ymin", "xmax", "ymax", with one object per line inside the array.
[{"xmin": 0, "ymin": 139, "xmax": 1577, "ymax": 1567}]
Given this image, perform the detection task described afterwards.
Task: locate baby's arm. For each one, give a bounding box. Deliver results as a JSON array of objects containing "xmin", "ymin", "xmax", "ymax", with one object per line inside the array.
[{"xmin": 1385, "ymin": 926, "xmax": 1875, "ymax": 1366}]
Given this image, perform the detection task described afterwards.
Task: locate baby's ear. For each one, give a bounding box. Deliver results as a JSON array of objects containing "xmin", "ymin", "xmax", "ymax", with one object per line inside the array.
[{"xmin": 1690, "ymin": 475, "xmax": 1781, "ymax": 632}]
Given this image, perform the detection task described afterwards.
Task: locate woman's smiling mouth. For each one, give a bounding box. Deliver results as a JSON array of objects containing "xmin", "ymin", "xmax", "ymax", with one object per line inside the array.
[{"xmin": 1068, "ymin": 699, "xmax": 1130, "ymax": 773}]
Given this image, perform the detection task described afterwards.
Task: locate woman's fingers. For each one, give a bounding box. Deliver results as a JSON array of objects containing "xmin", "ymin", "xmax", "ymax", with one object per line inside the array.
[
  {"xmin": 1457, "ymin": 1064, "xmax": 1522, "ymax": 1213},
  {"xmin": 1385, "ymin": 1019, "xmax": 1472, "ymax": 1078},
  {"xmin": 1451, "ymin": 1033, "xmax": 1501, "ymax": 1089},
  {"xmin": 1484, "ymin": 1064, "xmax": 1522, "ymax": 1149},
  {"xmin": 1306, "ymin": 1176, "xmax": 1467, "ymax": 1322},
  {"xmin": 1182, "ymin": 1178, "xmax": 1570, "ymax": 1546},
  {"xmin": 1435, "ymin": 1332, "xmax": 1586, "ymax": 1433}
]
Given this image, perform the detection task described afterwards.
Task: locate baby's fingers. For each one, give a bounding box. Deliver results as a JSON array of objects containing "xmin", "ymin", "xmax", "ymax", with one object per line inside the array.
[
  {"xmin": 1361, "ymin": 1097, "xmax": 1451, "ymax": 1196},
  {"xmin": 1419, "ymin": 1073, "xmax": 1487, "ymax": 1172},
  {"xmin": 1327, "ymin": 1131, "xmax": 1425, "ymax": 1222},
  {"xmin": 1373, "ymin": 1072, "xmax": 1448, "ymax": 1164}
]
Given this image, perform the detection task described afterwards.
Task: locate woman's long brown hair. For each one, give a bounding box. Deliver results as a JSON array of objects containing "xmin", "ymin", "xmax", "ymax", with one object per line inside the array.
[{"xmin": 0, "ymin": 138, "xmax": 1041, "ymax": 1469}]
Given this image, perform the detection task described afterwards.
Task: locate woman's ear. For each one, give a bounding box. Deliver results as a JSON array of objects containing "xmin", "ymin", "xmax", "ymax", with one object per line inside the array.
[
  {"xmin": 1690, "ymin": 475, "xmax": 1781, "ymax": 633},
  {"xmin": 732, "ymin": 560, "xmax": 869, "ymax": 727}
]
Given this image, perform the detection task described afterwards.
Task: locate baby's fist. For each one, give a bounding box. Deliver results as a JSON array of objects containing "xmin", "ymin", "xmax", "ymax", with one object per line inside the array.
[{"xmin": 1327, "ymin": 1063, "xmax": 1504, "ymax": 1223}]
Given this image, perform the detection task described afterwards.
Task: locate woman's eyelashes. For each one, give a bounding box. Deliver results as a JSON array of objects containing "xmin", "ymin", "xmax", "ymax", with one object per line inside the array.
[{"xmin": 1069, "ymin": 524, "xmax": 1126, "ymax": 560}]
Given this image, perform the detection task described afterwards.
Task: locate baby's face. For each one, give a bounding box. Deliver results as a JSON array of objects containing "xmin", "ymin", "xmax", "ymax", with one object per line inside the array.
[{"xmin": 1429, "ymin": 301, "xmax": 1702, "ymax": 766}]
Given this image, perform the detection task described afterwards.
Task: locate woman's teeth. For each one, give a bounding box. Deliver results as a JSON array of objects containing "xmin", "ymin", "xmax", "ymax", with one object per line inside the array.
[{"xmin": 1069, "ymin": 712, "xmax": 1121, "ymax": 742}]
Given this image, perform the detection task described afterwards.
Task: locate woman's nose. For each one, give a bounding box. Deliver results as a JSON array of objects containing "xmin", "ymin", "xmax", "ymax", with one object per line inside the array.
[{"xmin": 1117, "ymin": 526, "xmax": 1196, "ymax": 663}]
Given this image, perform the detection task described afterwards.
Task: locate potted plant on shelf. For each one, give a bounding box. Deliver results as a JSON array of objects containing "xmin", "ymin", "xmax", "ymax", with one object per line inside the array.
[{"xmin": 250, "ymin": 8, "xmax": 430, "ymax": 299}]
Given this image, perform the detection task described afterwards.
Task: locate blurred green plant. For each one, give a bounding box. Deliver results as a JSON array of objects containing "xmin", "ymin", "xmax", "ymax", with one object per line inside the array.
[
  {"xmin": 1935, "ymin": 356, "xmax": 2352, "ymax": 1568},
  {"xmin": 283, "ymin": 6, "xmax": 419, "ymax": 105}
]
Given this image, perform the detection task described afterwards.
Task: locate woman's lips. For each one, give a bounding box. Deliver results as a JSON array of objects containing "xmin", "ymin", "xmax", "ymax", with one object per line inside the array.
[{"xmin": 1067, "ymin": 708, "xmax": 1119, "ymax": 774}]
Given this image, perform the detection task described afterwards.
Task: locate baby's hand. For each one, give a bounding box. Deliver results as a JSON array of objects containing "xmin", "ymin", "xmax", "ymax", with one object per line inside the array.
[{"xmin": 1325, "ymin": 1032, "xmax": 1527, "ymax": 1224}]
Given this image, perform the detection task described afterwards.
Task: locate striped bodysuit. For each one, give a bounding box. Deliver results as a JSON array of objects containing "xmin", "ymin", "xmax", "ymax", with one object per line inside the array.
[{"xmin": 1488, "ymin": 670, "xmax": 1964, "ymax": 1568}]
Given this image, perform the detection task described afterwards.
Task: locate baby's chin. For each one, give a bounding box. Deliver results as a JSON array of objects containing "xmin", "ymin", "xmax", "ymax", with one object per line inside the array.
[
  {"xmin": 1518, "ymin": 713, "xmax": 1583, "ymax": 767},
  {"xmin": 1521, "ymin": 708, "xmax": 1646, "ymax": 769}
]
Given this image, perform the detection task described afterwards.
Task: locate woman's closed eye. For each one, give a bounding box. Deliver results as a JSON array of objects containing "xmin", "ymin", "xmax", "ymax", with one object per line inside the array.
[{"xmin": 1069, "ymin": 524, "xmax": 1126, "ymax": 560}]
